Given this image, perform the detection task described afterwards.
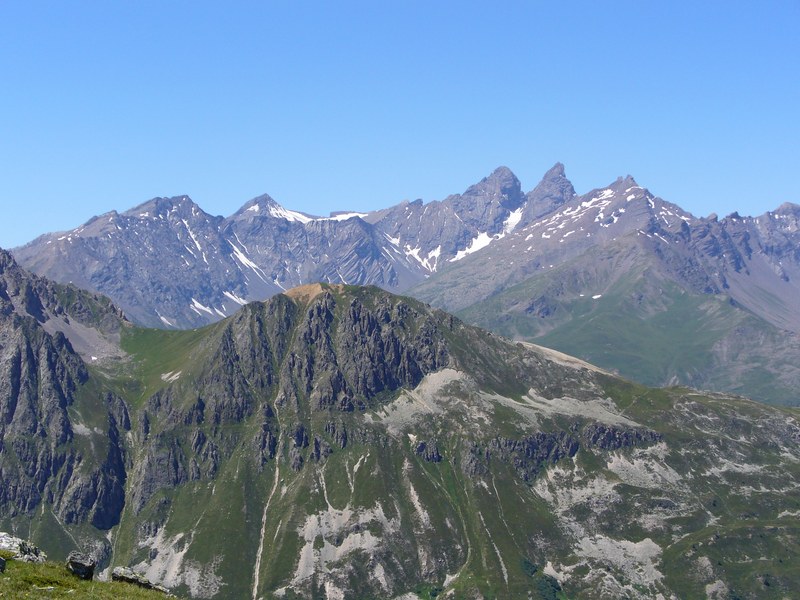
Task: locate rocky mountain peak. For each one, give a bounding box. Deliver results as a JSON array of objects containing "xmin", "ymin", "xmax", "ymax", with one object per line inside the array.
[
  {"xmin": 776, "ymin": 201, "xmax": 800, "ymax": 212},
  {"xmin": 462, "ymin": 166, "xmax": 524, "ymax": 209},
  {"xmin": 440, "ymin": 167, "xmax": 527, "ymax": 235},
  {"xmin": 233, "ymin": 193, "xmax": 277, "ymax": 213},
  {"xmin": 621, "ymin": 174, "xmax": 638, "ymax": 188},
  {"xmin": 772, "ymin": 202, "xmax": 800, "ymax": 222},
  {"xmin": 231, "ymin": 193, "xmax": 317, "ymax": 224},
  {"xmin": 601, "ymin": 174, "xmax": 640, "ymax": 194},
  {"xmin": 282, "ymin": 282, "xmax": 337, "ymax": 305},
  {"xmin": 522, "ymin": 162, "xmax": 576, "ymax": 221},
  {"xmin": 542, "ymin": 161, "xmax": 566, "ymax": 180},
  {"xmin": 0, "ymin": 247, "xmax": 14, "ymax": 271},
  {"xmin": 122, "ymin": 195, "xmax": 202, "ymax": 220}
]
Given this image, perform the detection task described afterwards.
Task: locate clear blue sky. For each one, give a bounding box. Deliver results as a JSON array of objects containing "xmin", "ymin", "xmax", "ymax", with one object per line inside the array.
[{"xmin": 1, "ymin": 1, "xmax": 798, "ymax": 248}]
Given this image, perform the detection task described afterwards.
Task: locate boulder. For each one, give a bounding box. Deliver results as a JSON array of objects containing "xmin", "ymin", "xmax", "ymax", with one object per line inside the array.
[
  {"xmin": 0, "ymin": 532, "xmax": 47, "ymax": 563},
  {"xmin": 66, "ymin": 551, "xmax": 96, "ymax": 580},
  {"xmin": 111, "ymin": 566, "xmax": 173, "ymax": 595}
]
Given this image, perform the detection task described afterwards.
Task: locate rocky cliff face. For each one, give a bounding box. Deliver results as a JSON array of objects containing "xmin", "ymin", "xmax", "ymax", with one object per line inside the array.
[
  {"xmin": 0, "ymin": 249, "xmax": 130, "ymax": 556},
  {"xmin": 1, "ymin": 264, "xmax": 800, "ymax": 599}
]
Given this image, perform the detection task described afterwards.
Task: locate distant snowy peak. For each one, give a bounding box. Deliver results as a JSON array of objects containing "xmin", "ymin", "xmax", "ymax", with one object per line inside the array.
[
  {"xmin": 322, "ymin": 211, "xmax": 370, "ymax": 222},
  {"xmin": 26, "ymin": 195, "xmax": 221, "ymax": 250},
  {"xmin": 367, "ymin": 166, "xmax": 540, "ymax": 269},
  {"xmin": 233, "ymin": 194, "xmax": 317, "ymax": 223},
  {"xmin": 233, "ymin": 195, "xmax": 369, "ymax": 224},
  {"xmin": 122, "ymin": 195, "xmax": 210, "ymax": 222}
]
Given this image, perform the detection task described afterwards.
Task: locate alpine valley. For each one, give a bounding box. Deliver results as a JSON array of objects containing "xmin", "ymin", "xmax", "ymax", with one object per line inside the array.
[
  {"xmin": 12, "ymin": 164, "xmax": 800, "ymax": 406},
  {"xmin": 1, "ymin": 248, "xmax": 800, "ymax": 599}
]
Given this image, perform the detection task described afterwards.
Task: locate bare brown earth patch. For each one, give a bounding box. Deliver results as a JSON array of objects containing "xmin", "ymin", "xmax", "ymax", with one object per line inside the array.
[{"xmin": 283, "ymin": 283, "xmax": 347, "ymax": 304}]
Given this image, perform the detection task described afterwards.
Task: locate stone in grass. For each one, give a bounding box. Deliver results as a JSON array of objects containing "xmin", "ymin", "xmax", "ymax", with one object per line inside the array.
[
  {"xmin": 66, "ymin": 551, "xmax": 96, "ymax": 580},
  {"xmin": 0, "ymin": 532, "xmax": 47, "ymax": 563},
  {"xmin": 111, "ymin": 567, "xmax": 173, "ymax": 595}
]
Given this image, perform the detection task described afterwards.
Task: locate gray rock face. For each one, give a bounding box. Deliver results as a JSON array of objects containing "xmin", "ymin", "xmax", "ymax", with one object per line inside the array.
[
  {"xmin": 66, "ymin": 551, "xmax": 96, "ymax": 580},
  {"xmin": 521, "ymin": 162, "xmax": 576, "ymax": 221},
  {"xmin": 127, "ymin": 285, "xmax": 455, "ymax": 510},
  {"xmin": 0, "ymin": 252, "xmax": 130, "ymax": 533},
  {"xmin": 0, "ymin": 532, "xmax": 47, "ymax": 563},
  {"xmin": 112, "ymin": 566, "xmax": 173, "ymax": 595},
  {"xmin": 485, "ymin": 424, "xmax": 661, "ymax": 483}
]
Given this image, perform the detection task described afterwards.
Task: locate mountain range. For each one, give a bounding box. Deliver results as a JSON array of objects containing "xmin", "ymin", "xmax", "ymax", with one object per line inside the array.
[
  {"xmin": 11, "ymin": 164, "xmax": 800, "ymax": 405},
  {"xmin": 12, "ymin": 165, "xmax": 539, "ymax": 329},
  {"xmin": 2, "ymin": 249, "xmax": 800, "ymax": 599}
]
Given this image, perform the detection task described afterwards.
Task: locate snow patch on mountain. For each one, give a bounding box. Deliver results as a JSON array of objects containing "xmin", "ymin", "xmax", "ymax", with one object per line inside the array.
[
  {"xmin": 320, "ymin": 212, "xmax": 368, "ymax": 222},
  {"xmin": 156, "ymin": 311, "xmax": 176, "ymax": 327},
  {"xmin": 503, "ymin": 207, "xmax": 524, "ymax": 233},
  {"xmin": 228, "ymin": 238, "xmax": 269, "ymax": 283},
  {"xmin": 181, "ymin": 220, "xmax": 208, "ymax": 264},
  {"xmin": 190, "ymin": 298, "xmax": 217, "ymax": 317},
  {"xmin": 450, "ymin": 232, "xmax": 494, "ymax": 262},
  {"xmin": 268, "ymin": 203, "xmax": 314, "ymax": 224},
  {"xmin": 223, "ymin": 291, "xmax": 248, "ymax": 306},
  {"xmin": 404, "ymin": 245, "xmax": 441, "ymax": 272},
  {"xmin": 596, "ymin": 189, "xmax": 615, "ymax": 201}
]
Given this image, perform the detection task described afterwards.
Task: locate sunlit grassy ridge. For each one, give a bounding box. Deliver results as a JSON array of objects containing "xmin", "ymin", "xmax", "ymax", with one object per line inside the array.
[{"xmin": 0, "ymin": 551, "xmax": 177, "ymax": 599}]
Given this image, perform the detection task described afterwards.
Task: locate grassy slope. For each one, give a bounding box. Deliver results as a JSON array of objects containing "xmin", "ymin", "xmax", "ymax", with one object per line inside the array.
[
  {"xmin": 598, "ymin": 377, "xmax": 800, "ymax": 598},
  {"xmin": 458, "ymin": 253, "xmax": 800, "ymax": 405},
  {"xmin": 0, "ymin": 550, "xmax": 177, "ymax": 599},
  {"xmin": 116, "ymin": 322, "xmax": 227, "ymax": 405}
]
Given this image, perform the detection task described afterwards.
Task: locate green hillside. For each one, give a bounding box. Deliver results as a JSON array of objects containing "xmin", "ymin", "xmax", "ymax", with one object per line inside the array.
[
  {"xmin": 458, "ymin": 243, "xmax": 800, "ymax": 405},
  {"xmin": 2, "ymin": 274, "xmax": 800, "ymax": 599}
]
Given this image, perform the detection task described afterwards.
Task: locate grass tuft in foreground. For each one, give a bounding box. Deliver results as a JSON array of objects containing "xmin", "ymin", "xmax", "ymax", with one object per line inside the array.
[{"xmin": 0, "ymin": 551, "xmax": 178, "ymax": 599}]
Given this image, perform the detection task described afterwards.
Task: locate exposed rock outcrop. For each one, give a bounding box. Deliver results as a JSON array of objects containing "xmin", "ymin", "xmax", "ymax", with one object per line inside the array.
[
  {"xmin": 112, "ymin": 566, "xmax": 173, "ymax": 595},
  {"xmin": 0, "ymin": 532, "xmax": 46, "ymax": 563},
  {"xmin": 65, "ymin": 551, "xmax": 96, "ymax": 580}
]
